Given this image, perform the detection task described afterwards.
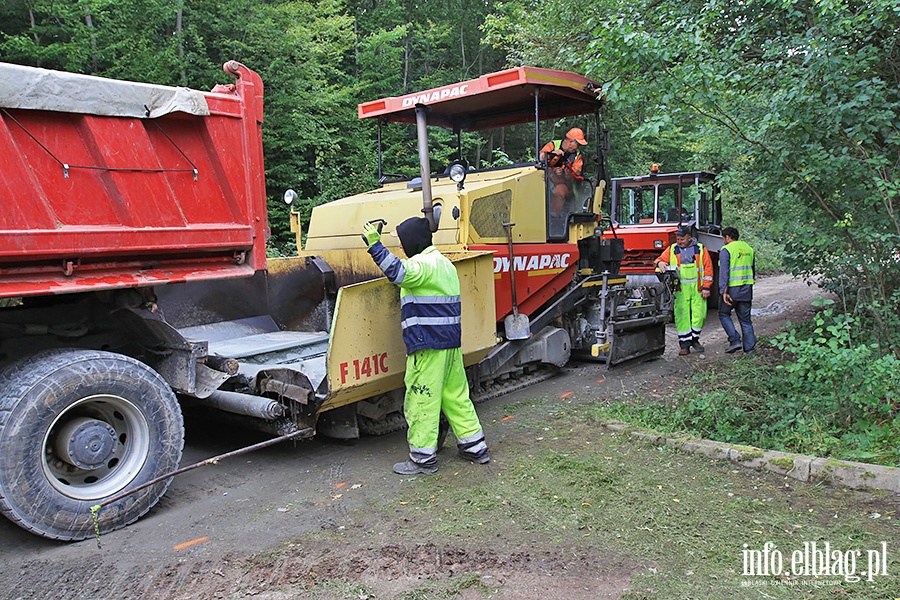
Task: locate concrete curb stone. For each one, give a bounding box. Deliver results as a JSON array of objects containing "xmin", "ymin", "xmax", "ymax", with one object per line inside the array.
[{"xmin": 601, "ymin": 421, "xmax": 900, "ymax": 494}]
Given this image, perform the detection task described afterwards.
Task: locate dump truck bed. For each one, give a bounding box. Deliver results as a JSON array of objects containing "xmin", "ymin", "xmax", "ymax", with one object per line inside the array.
[{"xmin": 0, "ymin": 61, "xmax": 268, "ymax": 298}]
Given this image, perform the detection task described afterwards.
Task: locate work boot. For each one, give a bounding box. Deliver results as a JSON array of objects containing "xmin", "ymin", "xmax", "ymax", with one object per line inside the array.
[
  {"xmin": 393, "ymin": 460, "xmax": 437, "ymax": 475},
  {"xmin": 458, "ymin": 450, "xmax": 491, "ymax": 464},
  {"xmin": 726, "ymin": 341, "xmax": 742, "ymax": 354},
  {"xmin": 678, "ymin": 343, "xmax": 690, "ymax": 356},
  {"xmin": 690, "ymin": 340, "xmax": 705, "ymax": 353}
]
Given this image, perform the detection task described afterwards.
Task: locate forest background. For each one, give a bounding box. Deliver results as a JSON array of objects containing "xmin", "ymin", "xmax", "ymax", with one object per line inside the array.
[{"xmin": 2, "ymin": 0, "xmax": 899, "ymax": 464}]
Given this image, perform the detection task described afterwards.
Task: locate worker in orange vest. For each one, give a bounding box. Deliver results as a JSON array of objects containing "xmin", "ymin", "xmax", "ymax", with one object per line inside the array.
[
  {"xmin": 655, "ymin": 227, "xmax": 713, "ymax": 355},
  {"xmin": 540, "ymin": 127, "xmax": 587, "ymax": 215}
]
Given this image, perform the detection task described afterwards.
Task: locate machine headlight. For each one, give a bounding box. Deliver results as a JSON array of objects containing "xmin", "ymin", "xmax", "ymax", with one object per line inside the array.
[
  {"xmin": 654, "ymin": 239, "xmax": 663, "ymax": 249},
  {"xmin": 283, "ymin": 189, "xmax": 298, "ymax": 205},
  {"xmin": 448, "ymin": 162, "xmax": 467, "ymax": 184}
]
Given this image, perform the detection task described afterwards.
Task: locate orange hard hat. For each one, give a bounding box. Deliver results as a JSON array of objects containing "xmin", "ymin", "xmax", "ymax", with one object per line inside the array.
[{"xmin": 565, "ymin": 127, "xmax": 588, "ymax": 146}]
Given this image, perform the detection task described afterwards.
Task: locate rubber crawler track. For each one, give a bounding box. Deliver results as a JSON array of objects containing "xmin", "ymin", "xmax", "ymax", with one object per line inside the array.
[{"xmin": 472, "ymin": 364, "xmax": 561, "ymax": 405}]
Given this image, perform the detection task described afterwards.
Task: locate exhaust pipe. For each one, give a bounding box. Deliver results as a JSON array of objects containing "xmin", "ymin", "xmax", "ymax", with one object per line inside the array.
[
  {"xmin": 204, "ymin": 390, "xmax": 286, "ymax": 420},
  {"xmin": 414, "ymin": 104, "xmax": 437, "ymax": 232}
]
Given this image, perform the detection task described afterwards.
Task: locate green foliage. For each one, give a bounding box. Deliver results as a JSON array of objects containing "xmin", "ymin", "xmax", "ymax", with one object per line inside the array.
[
  {"xmin": 488, "ymin": 0, "xmax": 900, "ymax": 351},
  {"xmin": 771, "ymin": 300, "xmax": 900, "ymax": 452},
  {"xmin": 716, "ymin": 168, "xmax": 785, "ymax": 272},
  {"xmin": 484, "ymin": 148, "xmax": 514, "ymax": 168},
  {"xmin": 588, "ymin": 0, "xmax": 900, "ymax": 351}
]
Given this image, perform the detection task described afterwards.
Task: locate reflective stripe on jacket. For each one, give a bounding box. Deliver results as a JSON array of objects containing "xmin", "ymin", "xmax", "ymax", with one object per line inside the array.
[
  {"xmin": 367, "ymin": 243, "xmax": 462, "ymax": 354},
  {"xmin": 661, "ymin": 241, "xmax": 713, "ymax": 291}
]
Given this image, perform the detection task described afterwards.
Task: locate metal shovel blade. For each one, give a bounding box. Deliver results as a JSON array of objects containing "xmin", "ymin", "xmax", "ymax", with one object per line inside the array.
[
  {"xmin": 504, "ymin": 312, "xmax": 531, "ymax": 340},
  {"xmin": 501, "ymin": 222, "xmax": 530, "ymax": 341}
]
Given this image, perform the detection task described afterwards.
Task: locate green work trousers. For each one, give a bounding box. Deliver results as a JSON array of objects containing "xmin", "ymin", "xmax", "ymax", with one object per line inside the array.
[
  {"xmin": 404, "ymin": 347, "xmax": 486, "ymax": 466},
  {"xmin": 674, "ymin": 283, "xmax": 707, "ymax": 348}
]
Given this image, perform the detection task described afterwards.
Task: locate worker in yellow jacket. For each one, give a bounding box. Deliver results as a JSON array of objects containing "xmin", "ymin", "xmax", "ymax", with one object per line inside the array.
[
  {"xmin": 362, "ymin": 217, "xmax": 490, "ymax": 474},
  {"xmin": 655, "ymin": 227, "xmax": 713, "ymax": 355}
]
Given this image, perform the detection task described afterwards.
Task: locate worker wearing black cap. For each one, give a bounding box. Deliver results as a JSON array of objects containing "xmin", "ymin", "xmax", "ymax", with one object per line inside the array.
[{"xmin": 362, "ymin": 217, "xmax": 490, "ymax": 474}]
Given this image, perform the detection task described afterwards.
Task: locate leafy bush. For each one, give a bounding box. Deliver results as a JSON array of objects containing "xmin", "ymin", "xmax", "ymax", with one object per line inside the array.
[
  {"xmin": 772, "ymin": 300, "xmax": 899, "ymax": 425},
  {"xmin": 604, "ymin": 310, "xmax": 900, "ymax": 465}
]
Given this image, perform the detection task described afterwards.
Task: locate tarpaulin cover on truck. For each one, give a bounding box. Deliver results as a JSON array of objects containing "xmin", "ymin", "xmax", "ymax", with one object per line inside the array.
[
  {"xmin": 0, "ymin": 62, "xmax": 210, "ymax": 118},
  {"xmin": 0, "ymin": 61, "xmax": 268, "ymax": 298}
]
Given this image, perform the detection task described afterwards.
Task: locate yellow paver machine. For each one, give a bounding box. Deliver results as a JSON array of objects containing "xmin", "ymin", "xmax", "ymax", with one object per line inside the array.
[{"xmin": 270, "ymin": 66, "xmax": 671, "ymax": 437}]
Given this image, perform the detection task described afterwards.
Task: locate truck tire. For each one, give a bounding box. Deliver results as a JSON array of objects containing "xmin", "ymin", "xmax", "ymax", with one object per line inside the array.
[{"xmin": 0, "ymin": 349, "xmax": 184, "ymax": 541}]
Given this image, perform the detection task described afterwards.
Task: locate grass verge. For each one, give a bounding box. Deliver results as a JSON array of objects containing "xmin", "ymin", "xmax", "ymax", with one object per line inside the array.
[
  {"xmin": 243, "ymin": 395, "xmax": 899, "ymax": 599},
  {"xmin": 599, "ymin": 349, "xmax": 900, "ymax": 467}
]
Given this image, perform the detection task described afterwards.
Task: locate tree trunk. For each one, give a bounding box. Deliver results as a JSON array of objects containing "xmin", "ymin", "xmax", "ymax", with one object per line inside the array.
[
  {"xmin": 84, "ymin": 13, "xmax": 98, "ymax": 73},
  {"xmin": 459, "ymin": 22, "xmax": 466, "ymax": 74},
  {"xmin": 403, "ymin": 36, "xmax": 409, "ymax": 92},
  {"xmin": 353, "ymin": 15, "xmax": 359, "ymax": 78},
  {"xmin": 176, "ymin": 7, "xmax": 186, "ymax": 85},
  {"xmin": 27, "ymin": 5, "xmax": 40, "ymax": 66}
]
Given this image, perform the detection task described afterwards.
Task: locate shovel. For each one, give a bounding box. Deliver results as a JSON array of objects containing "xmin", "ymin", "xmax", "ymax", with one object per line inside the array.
[{"xmin": 502, "ymin": 222, "xmax": 531, "ymax": 340}]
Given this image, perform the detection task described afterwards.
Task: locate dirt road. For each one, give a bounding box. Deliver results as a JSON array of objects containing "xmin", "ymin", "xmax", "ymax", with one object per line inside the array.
[{"xmin": 6, "ymin": 274, "xmax": 892, "ymax": 600}]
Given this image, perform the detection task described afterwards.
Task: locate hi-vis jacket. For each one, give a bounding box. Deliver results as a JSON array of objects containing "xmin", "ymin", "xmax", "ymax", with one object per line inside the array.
[
  {"xmin": 367, "ymin": 243, "xmax": 462, "ymax": 355},
  {"xmin": 540, "ymin": 139, "xmax": 584, "ymax": 178},
  {"xmin": 719, "ymin": 239, "xmax": 755, "ymax": 302},
  {"xmin": 657, "ymin": 241, "xmax": 713, "ymax": 292}
]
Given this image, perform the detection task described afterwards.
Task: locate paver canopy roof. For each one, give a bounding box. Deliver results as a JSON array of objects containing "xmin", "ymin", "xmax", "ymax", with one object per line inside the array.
[{"xmin": 358, "ymin": 66, "xmax": 604, "ymax": 131}]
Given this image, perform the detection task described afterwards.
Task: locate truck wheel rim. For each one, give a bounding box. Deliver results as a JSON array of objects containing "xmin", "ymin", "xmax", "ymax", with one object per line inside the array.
[{"xmin": 41, "ymin": 394, "xmax": 151, "ymax": 500}]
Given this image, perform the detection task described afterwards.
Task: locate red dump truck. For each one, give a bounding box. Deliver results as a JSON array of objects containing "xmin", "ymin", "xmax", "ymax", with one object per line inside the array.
[{"xmin": 0, "ymin": 61, "xmax": 270, "ymax": 540}]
